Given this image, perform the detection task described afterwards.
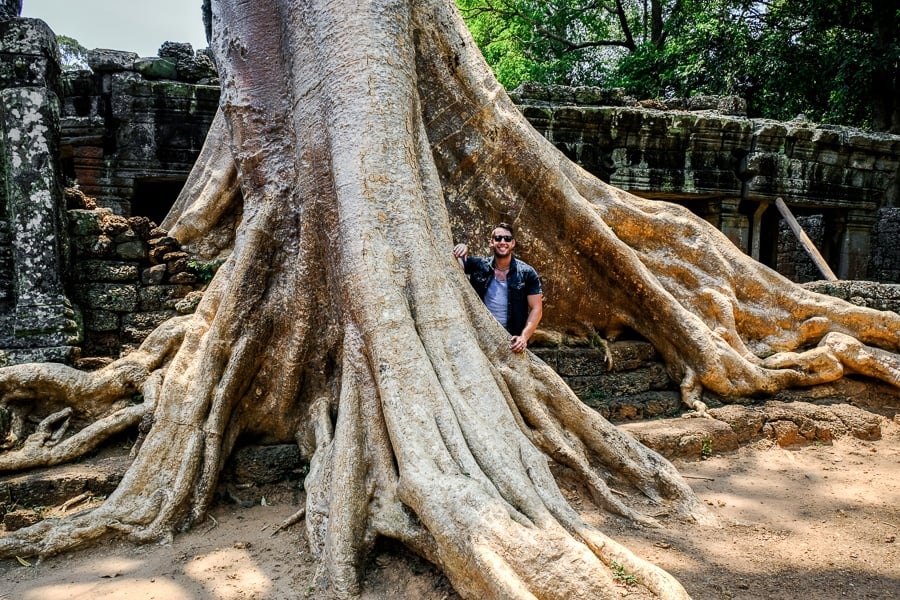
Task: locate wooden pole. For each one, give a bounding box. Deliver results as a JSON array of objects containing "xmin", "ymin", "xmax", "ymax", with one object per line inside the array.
[
  {"xmin": 751, "ymin": 200, "xmax": 770, "ymax": 261},
  {"xmin": 774, "ymin": 197, "xmax": 838, "ymax": 281}
]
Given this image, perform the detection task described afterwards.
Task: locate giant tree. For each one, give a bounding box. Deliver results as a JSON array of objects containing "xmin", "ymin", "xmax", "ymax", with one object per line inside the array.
[{"xmin": 1, "ymin": 1, "xmax": 899, "ymax": 598}]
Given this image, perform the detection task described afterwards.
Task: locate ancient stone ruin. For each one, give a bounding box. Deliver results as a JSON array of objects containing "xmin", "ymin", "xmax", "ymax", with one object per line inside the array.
[{"xmin": 1, "ymin": 8, "xmax": 899, "ymax": 395}]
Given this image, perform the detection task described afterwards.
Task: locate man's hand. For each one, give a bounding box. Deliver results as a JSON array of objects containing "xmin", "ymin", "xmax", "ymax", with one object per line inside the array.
[
  {"xmin": 453, "ymin": 243, "xmax": 468, "ymax": 269},
  {"xmin": 510, "ymin": 335, "xmax": 528, "ymax": 353}
]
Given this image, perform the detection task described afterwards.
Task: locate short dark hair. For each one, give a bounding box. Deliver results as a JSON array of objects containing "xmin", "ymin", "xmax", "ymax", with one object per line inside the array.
[{"xmin": 493, "ymin": 222, "xmax": 514, "ymax": 237}]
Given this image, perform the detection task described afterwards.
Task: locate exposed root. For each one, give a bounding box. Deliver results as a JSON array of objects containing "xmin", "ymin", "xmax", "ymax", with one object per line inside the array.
[
  {"xmin": 0, "ymin": 401, "xmax": 149, "ymax": 472},
  {"xmin": 271, "ymin": 506, "xmax": 306, "ymax": 537}
]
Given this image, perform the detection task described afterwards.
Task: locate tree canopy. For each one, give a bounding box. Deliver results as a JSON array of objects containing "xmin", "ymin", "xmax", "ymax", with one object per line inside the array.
[
  {"xmin": 457, "ymin": 0, "xmax": 899, "ymax": 132},
  {"xmin": 55, "ymin": 34, "xmax": 88, "ymax": 71}
]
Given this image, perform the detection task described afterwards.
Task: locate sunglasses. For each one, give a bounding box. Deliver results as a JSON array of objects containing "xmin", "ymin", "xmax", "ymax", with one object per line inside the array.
[{"xmin": 492, "ymin": 235, "xmax": 513, "ymax": 242}]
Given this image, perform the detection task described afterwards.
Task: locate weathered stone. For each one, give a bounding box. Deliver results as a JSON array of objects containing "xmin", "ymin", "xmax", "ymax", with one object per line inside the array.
[
  {"xmin": 174, "ymin": 290, "xmax": 203, "ymax": 314},
  {"xmin": 583, "ymin": 390, "xmax": 681, "ymax": 422},
  {"xmin": 67, "ymin": 208, "xmax": 104, "ymax": 235},
  {"xmin": 86, "ymin": 49, "xmax": 137, "ymax": 73},
  {"xmin": 75, "ymin": 283, "xmax": 139, "ymax": 311},
  {"xmin": 556, "ymin": 348, "xmax": 611, "ymax": 377},
  {"xmin": 72, "ymin": 234, "xmax": 115, "ymax": 258},
  {"xmin": 169, "ymin": 271, "xmax": 197, "ymax": 284},
  {"xmin": 115, "ymin": 239, "xmax": 147, "ymax": 260},
  {"xmin": 82, "ymin": 309, "xmax": 119, "ymax": 332},
  {"xmin": 150, "ymin": 236, "xmax": 180, "ymax": 248},
  {"xmin": 763, "ymin": 420, "xmax": 805, "ymax": 446},
  {"xmin": 621, "ymin": 417, "xmax": 739, "ymax": 460},
  {"xmin": 127, "ymin": 216, "xmax": 154, "ymax": 239},
  {"xmin": 870, "ymin": 208, "xmax": 900, "ymax": 283},
  {"xmin": 2, "ymin": 509, "xmax": 41, "ymax": 532},
  {"xmin": 0, "ymin": 345, "xmax": 78, "ymax": 367},
  {"xmin": 0, "ymin": 0, "xmax": 22, "ymax": 20},
  {"xmin": 224, "ymin": 444, "xmax": 304, "ymax": 486},
  {"xmin": 804, "ymin": 280, "xmax": 900, "ymax": 314},
  {"xmin": 167, "ymin": 256, "xmax": 190, "ymax": 275},
  {"xmin": 158, "ymin": 41, "xmax": 194, "ymax": 64},
  {"xmin": 133, "ymin": 57, "xmax": 177, "ymax": 80},
  {"xmin": 148, "ymin": 245, "xmax": 170, "ymax": 264},
  {"xmin": 141, "ymin": 264, "xmax": 167, "ymax": 285},
  {"xmin": 121, "ymin": 311, "xmax": 176, "ymax": 342},
  {"xmin": 175, "ymin": 53, "xmax": 217, "ymax": 83},
  {"xmin": 99, "ymin": 214, "xmax": 129, "ymax": 235},
  {"xmin": 2, "ymin": 80, "xmax": 79, "ymax": 357},
  {"xmin": 113, "ymin": 229, "xmax": 138, "ymax": 244},
  {"xmin": 0, "ymin": 454, "xmax": 131, "ymax": 509},
  {"xmin": 567, "ymin": 363, "xmax": 674, "ymax": 398},
  {"xmin": 777, "ymin": 214, "xmax": 825, "ymax": 283},
  {"xmin": 0, "ymin": 18, "xmax": 58, "ymax": 89},
  {"xmin": 139, "ymin": 284, "xmax": 192, "ymax": 310},
  {"xmin": 707, "ymin": 405, "xmax": 767, "ymax": 443},
  {"xmin": 76, "ymin": 260, "xmax": 139, "ymax": 282}
]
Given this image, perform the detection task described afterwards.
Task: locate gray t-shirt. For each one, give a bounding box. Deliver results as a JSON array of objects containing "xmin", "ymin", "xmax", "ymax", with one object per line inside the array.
[{"xmin": 483, "ymin": 278, "xmax": 508, "ymax": 327}]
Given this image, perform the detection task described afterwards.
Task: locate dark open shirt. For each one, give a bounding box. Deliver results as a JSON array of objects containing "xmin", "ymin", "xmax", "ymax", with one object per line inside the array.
[{"xmin": 463, "ymin": 256, "xmax": 542, "ymax": 336}]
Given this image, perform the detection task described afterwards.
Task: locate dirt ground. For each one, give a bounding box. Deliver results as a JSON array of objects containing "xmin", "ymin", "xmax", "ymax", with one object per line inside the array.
[{"xmin": 1, "ymin": 418, "xmax": 898, "ymax": 600}]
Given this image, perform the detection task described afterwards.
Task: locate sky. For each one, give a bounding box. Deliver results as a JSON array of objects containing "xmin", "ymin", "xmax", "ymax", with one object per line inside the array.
[{"xmin": 21, "ymin": 0, "xmax": 209, "ymax": 58}]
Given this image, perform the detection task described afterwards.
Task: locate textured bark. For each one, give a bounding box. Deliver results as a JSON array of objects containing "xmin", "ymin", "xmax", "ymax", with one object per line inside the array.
[{"xmin": 1, "ymin": 1, "xmax": 899, "ymax": 598}]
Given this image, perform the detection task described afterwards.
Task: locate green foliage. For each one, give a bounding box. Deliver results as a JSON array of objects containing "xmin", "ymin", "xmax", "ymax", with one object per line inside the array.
[
  {"xmin": 457, "ymin": 0, "xmax": 898, "ymax": 131},
  {"xmin": 187, "ymin": 259, "xmax": 223, "ymax": 282},
  {"xmin": 56, "ymin": 35, "xmax": 89, "ymax": 71},
  {"xmin": 456, "ymin": 0, "xmax": 631, "ymax": 88},
  {"xmin": 701, "ymin": 435, "xmax": 713, "ymax": 459},
  {"xmin": 610, "ymin": 560, "xmax": 638, "ymax": 585}
]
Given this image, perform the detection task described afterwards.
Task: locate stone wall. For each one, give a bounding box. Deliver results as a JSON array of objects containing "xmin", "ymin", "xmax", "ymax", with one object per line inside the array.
[
  {"xmin": 803, "ymin": 280, "xmax": 900, "ymax": 314},
  {"xmin": 66, "ymin": 201, "xmax": 210, "ymax": 360},
  {"xmin": 0, "ymin": 14, "xmax": 78, "ymax": 365},
  {"xmin": 512, "ymin": 83, "xmax": 900, "ymax": 280},
  {"xmin": 776, "ymin": 215, "xmax": 826, "ymax": 283},
  {"xmin": 60, "ymin": 44, "xmax": 219, "ymax": 218},
  {"xmin": 869, "ymin": 208, "xmax": 900, "ymax": 283}
]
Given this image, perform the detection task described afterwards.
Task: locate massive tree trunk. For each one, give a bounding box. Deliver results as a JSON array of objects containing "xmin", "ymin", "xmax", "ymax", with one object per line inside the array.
[{"xmin": 2, "ymin": 0, "xmax": 899, "ymax": 598}]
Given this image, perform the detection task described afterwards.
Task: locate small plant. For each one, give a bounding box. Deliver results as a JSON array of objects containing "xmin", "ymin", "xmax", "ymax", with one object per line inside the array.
[
  {"xmin": 187, "ymin": 259, "xmax": 223, "ymax": 282},
  {"xmin": 610, "ymin": 561, "xmax": 638, "ymax": 585},
  {"xmin": 582, "ymin": 386, "xmax": 607, "ymax": 403},
  {"xmin": 700, "ymin": 435, "xmax": 713, "ymax": 459}
]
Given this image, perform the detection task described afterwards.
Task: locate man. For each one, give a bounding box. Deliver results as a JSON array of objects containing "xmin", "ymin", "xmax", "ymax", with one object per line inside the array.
[{"xmin": 453, "ymin": 223, "xmax": 543, "ymax": 353}]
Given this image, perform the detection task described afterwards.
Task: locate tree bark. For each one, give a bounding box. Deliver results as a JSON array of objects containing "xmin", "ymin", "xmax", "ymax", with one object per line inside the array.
[{"xmin": 1, "ymin": 1, "xmax": 899, "ymax": 598}]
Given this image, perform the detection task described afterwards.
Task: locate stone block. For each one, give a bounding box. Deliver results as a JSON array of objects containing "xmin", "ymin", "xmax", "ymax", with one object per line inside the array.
[
  {"xmin": 122, "ymin": 311, "xmax": 176, "ymax": 342},
  {"xmin": 169, "ymin": 271, "xmax": 197, "ymax": 285},
  {"xmin": 115, "ymin": 240, "xmax": 147, "ymax": 260},
  {"xmin": 621, "ymin": 417, "xmax": 739, "ymax": 460},
  {"xmin": 98, "ymin": 214, "xmax": 129, "ymax": 235},
  {"xmin": 76, "ymin": 260, "xmax": 139, "ymax": 282},
  {"xmin": 174, "ymin": 290, "xmax": 203, "ymax": 314},
  {"xmin": 86, "ymin": 49, "xmax": 137, "ymax": 73},
  {"xmin": 556, "ymin": 348, "xmax": 611, "ymax": 377},
  {"xmin": 83, "ymin": 331, "xmax": 120, "ymax": 357},
  {"xmin": 82, "ymin": 309, "xmax": 119, "ymax": 332},
  {"xmin": 71, "ymin": 234, "xmax": 115, "ymax": 258},
  {"xmin": 0, "ymin": 345, "xmax": 79, "ymax": 367},
  {"xmin": 224, "ymin": 444, "xmax": 303, "ymax": 486},
  {"xmin": 607, "ymin": 341, "xmax": 660, "ymax": 371},
  {"xmin": 139, "ymin": 284, "xmax": 192, "ymax": 310},
  {"xmin": 133, "ymin": 57, "xmax": 177, "ymax": 80},
  {"xmin": 0, "ymin": 0, "xmax": 22, "ymax": 19},
  {"xmin": 567, "ymin": 363, "xmax": 674, "ymax": 399},
  {"xmin": 141, "ymin": 264, "xmax": 167, "ymax": 285},
  {"xmin": 75, "ymin": 283, "xmax": 139, "ymax": 311},
  {"xmin": 0, "ymin": 18, "xmax": 58, "ymax": 88}
]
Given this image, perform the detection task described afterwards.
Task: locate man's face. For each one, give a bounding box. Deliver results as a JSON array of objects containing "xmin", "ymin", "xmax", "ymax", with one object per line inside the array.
[{"xmin": 489, "ymin": 227, "xmax": 515, "ymax": 257}]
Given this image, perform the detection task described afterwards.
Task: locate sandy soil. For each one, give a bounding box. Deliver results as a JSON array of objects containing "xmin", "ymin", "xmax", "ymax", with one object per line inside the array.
[{"xmin": 1, "ymin": 418, "xmax": 897, "ymax": 600}]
